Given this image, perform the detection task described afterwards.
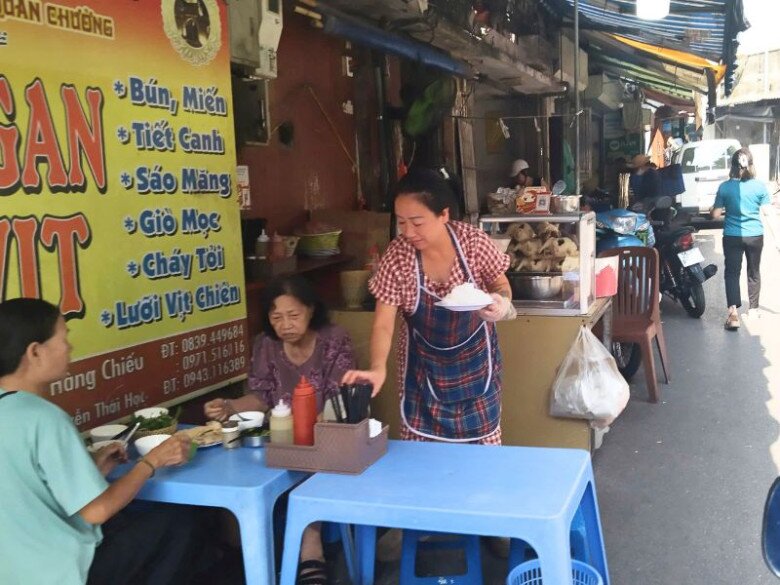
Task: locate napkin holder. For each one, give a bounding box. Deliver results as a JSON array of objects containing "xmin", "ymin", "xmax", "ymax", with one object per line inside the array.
[{"xmin": 265, "ymin": 419, "xmax": 388, "ymax": 475}]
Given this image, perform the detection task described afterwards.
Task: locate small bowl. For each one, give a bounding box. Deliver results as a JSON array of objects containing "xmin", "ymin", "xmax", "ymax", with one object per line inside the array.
[
  {"xmin": 89, "ymin": 424, "xmax": 128, "ymax": 442},
  {"xmin": 87, "ymin": 439, "xmax": 123, "ymax": 453},
  {"xmin": 134, "ymin": 434, "xmax": 171, "ymax": 457},
  {"xmin": 134, "ymin": 407, "xmax": 169, "ymax": 419},
  {"xmin": 229, "ymin": 411, "xmax": 264, "ymax": 431},
  {"xmin": 242, "ymin": 434, "xmax": 270, "ymax": 448},
  {"xmin": 550, "ymin": 195, "xmax": 581, "ymax": 214}
]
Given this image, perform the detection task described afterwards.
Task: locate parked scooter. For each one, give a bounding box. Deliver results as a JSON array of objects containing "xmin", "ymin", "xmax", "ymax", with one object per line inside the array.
[
  {"xmin": 595, "ymin": 208, "xmax": 654, "ymax": 380},
  {"xmin": 595, "ymin": 196, "xmax": 718, "ymax": 380},
  {"xmin": 634, "ymin": 196, "xmax": 718, "ymax": 318}
]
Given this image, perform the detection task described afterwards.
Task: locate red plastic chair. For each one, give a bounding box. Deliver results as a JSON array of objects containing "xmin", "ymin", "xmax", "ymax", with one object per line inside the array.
[{"xmin": 599, "ymin": 247, "xmax": 670, "ymax": 402}]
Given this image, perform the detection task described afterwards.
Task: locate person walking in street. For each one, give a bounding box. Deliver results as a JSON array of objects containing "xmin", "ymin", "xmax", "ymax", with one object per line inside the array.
[{"xmin": 711, "ymin": 148, "xmax": 773, "ymax": 330}]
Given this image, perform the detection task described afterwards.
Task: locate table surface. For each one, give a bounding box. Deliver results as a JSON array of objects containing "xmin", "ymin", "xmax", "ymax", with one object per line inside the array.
[
  {"xmin": 290, "ymin": 440, "xmax": 591, "ymax": 520},
  {"xmin": 110, "ymin": 443, "xmax": 306, "ymax": 490}
]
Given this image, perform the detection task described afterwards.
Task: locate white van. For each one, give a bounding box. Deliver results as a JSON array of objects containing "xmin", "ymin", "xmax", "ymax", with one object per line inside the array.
[{"xmin": 672, "ymin": 139, "xmax": 741, "ymax": 214}]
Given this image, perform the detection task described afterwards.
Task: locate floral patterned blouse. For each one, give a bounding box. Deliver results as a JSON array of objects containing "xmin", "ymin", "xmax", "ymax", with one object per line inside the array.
[{"xmin": 247, "ymin": 324, "xmax": 355, "ymax": 413}]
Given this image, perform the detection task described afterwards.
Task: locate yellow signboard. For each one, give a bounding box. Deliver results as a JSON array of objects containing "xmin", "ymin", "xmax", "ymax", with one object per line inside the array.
[{"xmin": 0, "ymin": 0, "xmax": 248, "ymax": 427}]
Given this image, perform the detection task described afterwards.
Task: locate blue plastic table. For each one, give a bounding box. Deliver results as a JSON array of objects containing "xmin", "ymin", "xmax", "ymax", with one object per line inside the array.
[
  {"xmin": 111, "ymin": 445, "xmax": 306, "ymax": 585},
  {"xmin": 279, "ymin": 441, "xmax": 609, "ymax": 585}
]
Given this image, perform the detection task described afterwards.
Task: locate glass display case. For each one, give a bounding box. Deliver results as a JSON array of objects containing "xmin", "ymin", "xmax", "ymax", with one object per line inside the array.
[{"xmin": 478, "ymin": 212, "xmax": 596, "ymax": 315}]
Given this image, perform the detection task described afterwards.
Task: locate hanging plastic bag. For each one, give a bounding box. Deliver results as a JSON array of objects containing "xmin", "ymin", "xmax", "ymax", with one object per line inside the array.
[{"xmin": 550, "ymin": 326, "xmax": 630, "ymax": 428}]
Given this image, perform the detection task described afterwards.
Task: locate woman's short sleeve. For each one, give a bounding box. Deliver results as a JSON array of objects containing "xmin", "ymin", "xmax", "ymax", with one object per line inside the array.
[
  {"xmin": 469, "ymin": 227, "xmax": 511, "ymax": 286},
  {"xmin": 369, "ymin": 239, "xmax": 412, "ymax": 308}
]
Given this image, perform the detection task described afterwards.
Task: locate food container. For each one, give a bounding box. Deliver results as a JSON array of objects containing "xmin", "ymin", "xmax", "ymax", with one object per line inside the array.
[
  {"xmin": 221, "ymin": 421, "xmax": 241, "ymax": 449},
  {"xmin": 134, "ymin": 434, "xmax": 171, "ymax": 456},
  {"xmin": 228, "ymin": 411, "xmax": 264, "ymax": 431},
  {"xmin": 134, "ymin": 407, "xmax": 168, "ymax": 419},
  {"xmin": 242, "ymin": 433, "xmax": 270, "ymax": 448},
  {"xmin": 507, "ymin": 272, "xmax": 563, "ymax": 300},
  {"xmin": 550, "ymin": 196, "xmax": 581, "ymax": 214},
  {"xmin": 295, "ymin": 230, "xmax": 342, "ymax": 256},
  {"xmin": 89, "ymin": 424, "xmax": 128, "ymax": 442}
]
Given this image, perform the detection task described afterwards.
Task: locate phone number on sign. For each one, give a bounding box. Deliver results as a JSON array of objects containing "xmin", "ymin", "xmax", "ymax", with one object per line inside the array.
[
  {"xmin": 179, "ymin": 324, "xmax": 245, "ymax": 354},
  {"xmin": 183, "ymin": 356, "xmax": 247, "ymax": 389},
  {"xmin": 180, "ymin": 340, "xmax": 246, "ymax": 370}
]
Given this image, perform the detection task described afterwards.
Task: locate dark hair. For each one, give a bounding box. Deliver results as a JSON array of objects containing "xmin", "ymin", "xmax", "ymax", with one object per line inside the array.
[
  {"xmin": 260, "ymin": 275, "xmax": 329, "ymax": 340},
  {"xmin": 0, "ymin": 298, "xmax": 61, "ymax": 377},
  {"xmin": 730, "ymin": 148, "xmax": 756, "ymax": 182},
  {"xmin": 393, "ymin": 169, "xmax": 461, "ymax": 220}
]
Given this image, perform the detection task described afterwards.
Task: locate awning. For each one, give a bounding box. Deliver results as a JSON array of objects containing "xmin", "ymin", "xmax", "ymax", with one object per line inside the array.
[{"xmin": 542, "ymin": 0, "xmax": 748, "ymax": 96}]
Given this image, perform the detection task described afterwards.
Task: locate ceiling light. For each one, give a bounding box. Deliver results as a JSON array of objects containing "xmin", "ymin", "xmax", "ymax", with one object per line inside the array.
[{"xmin": 636, "ymin": 0, "xmax": 670, "ymax": 20}]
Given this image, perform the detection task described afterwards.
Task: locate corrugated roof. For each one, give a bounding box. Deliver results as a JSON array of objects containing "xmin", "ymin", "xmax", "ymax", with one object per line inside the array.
[
  {"xmin": 541, "ymin": 0, "xmax": 748, "ymax": 96},
  {"xmin": 557, "ymin": 0, "xmax": 732, "ymax": 63}
]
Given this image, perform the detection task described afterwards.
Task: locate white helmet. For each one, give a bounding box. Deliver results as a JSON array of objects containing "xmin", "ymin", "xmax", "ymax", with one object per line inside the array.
[{"xmin": 510, "ymin": 158, "xmax": 530, "ymax": 177}]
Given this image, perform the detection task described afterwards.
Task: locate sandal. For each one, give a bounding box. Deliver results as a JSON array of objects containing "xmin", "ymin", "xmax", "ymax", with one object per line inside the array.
[
  {"xmin": 296, "ymin": 558, "xmax": 329, "ymax": 585},
  {"xmin": 725, "ymin": 312, "xmax": 740, "ymax": 331}
]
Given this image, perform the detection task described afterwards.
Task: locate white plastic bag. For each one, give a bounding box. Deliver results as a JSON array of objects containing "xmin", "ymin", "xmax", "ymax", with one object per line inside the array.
[{"xmin": 550, "ymin": 326, "xmax": 630, "ymax": 428}]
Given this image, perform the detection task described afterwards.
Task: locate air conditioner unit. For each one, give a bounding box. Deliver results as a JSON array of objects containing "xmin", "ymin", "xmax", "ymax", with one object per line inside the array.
[
  {"xmin": 229, "ymin": 0, "xmax": 283, "ymax": 79},
  {"xmin": 583, "ymin": 74, "xmax": 623, "ymax": 110},
  {"xmin": 554, "ymin": 34, "xmax": 588, "ymax": 92}
]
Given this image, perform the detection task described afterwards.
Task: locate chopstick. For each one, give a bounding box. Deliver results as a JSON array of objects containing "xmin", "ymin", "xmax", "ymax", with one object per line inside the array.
[
  {"xmin": 340, "ymin": 384, "xmax": 351, "ymax": 423},
  {"xmin": 329, "ymin": 393, "xmax": 345, "ymax": 423}
]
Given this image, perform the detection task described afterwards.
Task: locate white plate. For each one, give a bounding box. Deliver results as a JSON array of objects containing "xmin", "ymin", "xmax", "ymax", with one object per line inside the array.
[
  {"xmin": 198, "ymin": 439, "xmax": 223, "ymax": 449},
  {"xmin": 434, "ymin": 301, "xmax": 491, "ymax": 312}
]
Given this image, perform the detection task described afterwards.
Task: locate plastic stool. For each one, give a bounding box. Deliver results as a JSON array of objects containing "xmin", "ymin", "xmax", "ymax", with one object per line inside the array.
[
  {"xmin": 508, "ymin": 509, "xmax": 590, "ymax": 569},
  {"xmin": 400, "ymin": 530, "xmax": 483, "ymax": 585},
  {"xmin": 507, "ymin": 559, "xmax": 603, "ymax": 585}
]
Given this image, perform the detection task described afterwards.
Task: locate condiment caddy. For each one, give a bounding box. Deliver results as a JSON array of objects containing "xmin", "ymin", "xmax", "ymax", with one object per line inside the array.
[
  {"xmin": 264, "ymin": 418, "xmax": 388, "ymax": 475},
  {"xmin": 264, "ymin": 378, "xmax": 388, "ymax": 474}
]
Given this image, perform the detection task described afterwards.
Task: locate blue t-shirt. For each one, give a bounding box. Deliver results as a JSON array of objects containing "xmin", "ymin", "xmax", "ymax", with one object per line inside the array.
[
  {"xmin": 714, "ymin": 178, "xmax": 770, "ymax": 237},
  {"xmin": 0, "ymin": 391, "xmax": 108, "ymax": 585}
]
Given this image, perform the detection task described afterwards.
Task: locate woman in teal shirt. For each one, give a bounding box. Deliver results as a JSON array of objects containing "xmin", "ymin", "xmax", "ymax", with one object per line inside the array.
[
  {"xmin": 711, "ymin": 148, "xmax": 772, "ymax": 330},
  {"xmin": 0, "ymin": 298, "xmax": 196, "ymax": 584}
]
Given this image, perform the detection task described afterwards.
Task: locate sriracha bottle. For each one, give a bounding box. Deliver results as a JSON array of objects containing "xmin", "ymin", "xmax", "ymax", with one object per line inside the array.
[{"xmin": 292, "ymin": 376, "xmax": 317, "ymax": 446}]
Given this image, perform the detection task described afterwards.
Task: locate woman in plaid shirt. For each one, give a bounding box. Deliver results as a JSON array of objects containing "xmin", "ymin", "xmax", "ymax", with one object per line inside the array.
[{"xmin": 343, "ymin": 170, "xmax": 515, "ymax": 445}]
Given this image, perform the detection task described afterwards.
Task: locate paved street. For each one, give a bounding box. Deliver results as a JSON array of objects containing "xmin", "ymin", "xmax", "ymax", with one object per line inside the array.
[{"xmin": 594, "ymin": 225, "xmax": 780, "ymax": 584}]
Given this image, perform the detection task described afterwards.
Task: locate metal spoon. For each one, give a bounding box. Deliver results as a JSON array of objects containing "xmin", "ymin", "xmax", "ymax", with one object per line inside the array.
[{"xmin": 120, "ymin": 422, "xmax": 141, "ymax": 446}]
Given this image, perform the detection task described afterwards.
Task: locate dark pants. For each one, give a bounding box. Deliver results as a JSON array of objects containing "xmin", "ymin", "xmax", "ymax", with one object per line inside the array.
[
  {"xmin": 88, "ymin": 503, "xmax": 199, "ymax": 585},
  {"xmin": 723, "ymin": 235, "xmax": 764, "ymax": 309}
]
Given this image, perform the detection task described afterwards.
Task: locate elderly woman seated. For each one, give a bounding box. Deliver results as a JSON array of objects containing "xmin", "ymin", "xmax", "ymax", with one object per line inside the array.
[{"xmin": 204, "ymin": 274, "xmax": 356, "ymax": 584}]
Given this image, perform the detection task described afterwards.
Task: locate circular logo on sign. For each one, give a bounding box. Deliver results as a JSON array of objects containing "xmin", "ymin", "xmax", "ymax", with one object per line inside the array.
[{"xmin": 162, "ymin": 0, "xmax": 221, "ymax": 66}]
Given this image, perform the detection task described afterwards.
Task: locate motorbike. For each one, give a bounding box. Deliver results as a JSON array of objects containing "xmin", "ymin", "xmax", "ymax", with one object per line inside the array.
[
  {"xmin": 595, "ymin": 208, "xmax": 654, "ymax": 380},
  {"xmin": 635, "ymin": 196, "xmax": 718, "ymax": 319},
  {"xmin": 595, "ymin": 196, "xmax": 718, "ymax": 380}
]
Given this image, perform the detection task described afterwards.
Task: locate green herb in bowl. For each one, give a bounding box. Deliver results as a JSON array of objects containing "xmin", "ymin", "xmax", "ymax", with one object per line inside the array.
[{"xmin": 131, "ymin": 413, "xmax": 175, "ymax": 431}]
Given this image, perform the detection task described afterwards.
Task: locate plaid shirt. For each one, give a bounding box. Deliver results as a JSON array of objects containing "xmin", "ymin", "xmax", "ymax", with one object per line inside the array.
[{"xmin": 369, "ymin": 221, "xmax": 509, "ymax": 445}]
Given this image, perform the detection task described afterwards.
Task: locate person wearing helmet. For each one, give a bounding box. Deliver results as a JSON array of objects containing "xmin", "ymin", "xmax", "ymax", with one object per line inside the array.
[
  {"xmin": 628, "ymin": 153, "xmax": 662, "ymax": 203},
  {"xmin": 510, "ymin": 158, "xmax": 546, "ymax": 189}
]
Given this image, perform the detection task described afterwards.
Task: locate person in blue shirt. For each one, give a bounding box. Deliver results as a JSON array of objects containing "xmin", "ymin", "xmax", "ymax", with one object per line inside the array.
[
  {"xmin": 711, "ymin": 148, "xmax": 772, "ymax": 330},
  {"xmin": 0, "ymin": 298, "xmax": 197, "ymax": 585}
]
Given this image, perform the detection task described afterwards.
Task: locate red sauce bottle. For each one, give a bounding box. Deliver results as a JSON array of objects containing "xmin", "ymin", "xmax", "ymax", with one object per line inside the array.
[{"xmin": 292, "ymin": 376, "xmax": 317, "ymax": 446}]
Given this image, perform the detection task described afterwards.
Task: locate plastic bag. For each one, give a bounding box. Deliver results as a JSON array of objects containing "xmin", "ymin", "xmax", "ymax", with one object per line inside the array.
[{"xmin": 550, "ymin": 327, "xmax": 629, "ymax": 428}]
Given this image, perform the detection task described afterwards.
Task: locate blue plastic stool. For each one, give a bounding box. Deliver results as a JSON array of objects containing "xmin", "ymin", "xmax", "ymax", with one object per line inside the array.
[
  {"xmin": 508, "ymin": 509, "xmax": 590, "ymax": 569},
  {"xmin": 400, "ymin": 530, "xmax": 483, "ymax": 585},
  {"xmin": 507, "ymin": 559, "xmax": 603, "ymax": 585}
]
